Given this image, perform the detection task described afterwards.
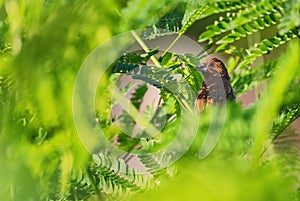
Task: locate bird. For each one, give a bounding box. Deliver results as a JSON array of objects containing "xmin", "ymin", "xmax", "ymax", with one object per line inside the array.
[{"xmin": 195, "ymin": 57, "xmax": 235, "ymax": 112}]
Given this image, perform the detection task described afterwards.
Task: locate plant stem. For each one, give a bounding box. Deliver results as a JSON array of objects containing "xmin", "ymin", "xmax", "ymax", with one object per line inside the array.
[
  {"xmin": 131, "ymin": 30, "xmax": 162, "ymax": 68},
  {"xmin": 161, "ymin": 33, "xmax": 182, "ymax": 58},
  {"xmin": 86, "ymin": 168, "xmax": 104, "ymax": 201}
]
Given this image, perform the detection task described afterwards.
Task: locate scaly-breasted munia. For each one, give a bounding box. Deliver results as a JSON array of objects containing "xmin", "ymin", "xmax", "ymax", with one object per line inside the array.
[{"xmin": 195, "ymin": 58, "xmax": 235, "ymax": 112}]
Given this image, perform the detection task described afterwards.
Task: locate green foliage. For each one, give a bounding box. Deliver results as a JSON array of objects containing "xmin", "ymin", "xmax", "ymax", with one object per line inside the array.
[
  {"xmin": 251, "ymin": 41, "xmax": 299, "ymax": 164},
  {"xmin": 110, "ymin": 49, "xmax": 159, "ymax": 73},
  {"xmin": 231, "ymin": 59, "xmax": 278, "ymax": 95},
  {"xmin": 132, "ymin": 156, "xmax": 298, "ymax": 201},
  {"xmin": 272, "ymin": 104, "xmax": 300, "ymax": 140},
  {"xmin": 119, "ymin": 0, "xmax": 182, "ymax": 32},
  {"xmin": 180, "ymin": 3, "xmax": 209, "ymax": 34},
  {"xmin": 278, "ymin": 0, "xmax": 300, "ymax": 34},
  {"xmin": 237, "ymin": 27, "xmax": 299, "ymax": 68},
  {"xmin": 199, "ymin": 0, "xmax": 284, "ymax": 44},
  {"xmin": 0, "ymin": 0, "xmax": 299, "ymax": 201},
  {"xmin": 192, "ymin": 0, "xmax": 300, "ymax": 69}
]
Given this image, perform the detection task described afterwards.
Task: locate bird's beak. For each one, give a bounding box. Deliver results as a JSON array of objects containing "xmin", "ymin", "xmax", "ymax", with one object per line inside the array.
[{"xmin": 196, "ymin": 63, "xmax": 207, "ymax": 73}]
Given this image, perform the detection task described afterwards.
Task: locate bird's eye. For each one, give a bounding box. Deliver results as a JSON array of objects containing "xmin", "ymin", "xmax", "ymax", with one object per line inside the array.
[{"xmin": 208, "ymin": 62, "xmax": 214, "ymax": 68}]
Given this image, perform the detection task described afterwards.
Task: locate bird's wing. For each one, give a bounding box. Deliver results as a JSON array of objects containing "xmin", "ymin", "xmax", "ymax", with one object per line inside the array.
[
  {"xmin": 224, "ymin": 79, "xmax": 236, "ymax": 100},
  {"xmin": 195, "ymin": 83, "xmax": 208, "ymax": 112},
  {"xmin": 195, "ymin": 98, "xmax": 207, "ymax": 113}
]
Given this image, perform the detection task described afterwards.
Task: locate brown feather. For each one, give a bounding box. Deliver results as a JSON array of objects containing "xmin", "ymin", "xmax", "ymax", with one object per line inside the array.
[{"xmin": 195, "ymin": 58, "xmax": 235, "ymax": 112}]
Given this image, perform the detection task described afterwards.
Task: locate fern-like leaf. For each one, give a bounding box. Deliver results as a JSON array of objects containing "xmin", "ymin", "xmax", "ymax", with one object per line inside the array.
[
  {"xmin": 180, "ymin": 3, "xmax": 209, "ymax": 34},
  {"xmin": 110, "ymin": 49, "xmax": 159, "ymax": 73},
  {"xmin": 199, "ymin": 0, "xmax": 283, "ymax": 44},
  {"xmin": 278, "ymin": 0, "xmax": 300, "ymax": 34},
  {"xmin": 216, "ymin": 5, "xmax": 283, "ymax": 45},
  {"xmin": 238, "ymin": 27, "xmax": 299, "ymax": 69},
  {"xmin": 92, "ymin": 153, "xmax": 151, "ymax": 191},
  {"xmin": 272, "ymin": 104, "xmax": 300, "ymax": 141}
]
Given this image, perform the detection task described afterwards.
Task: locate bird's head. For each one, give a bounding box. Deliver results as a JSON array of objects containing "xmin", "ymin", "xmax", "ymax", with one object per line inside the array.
[{"xmin": 196, "ymin": 58, "xmax": 230, "ymax": 80}]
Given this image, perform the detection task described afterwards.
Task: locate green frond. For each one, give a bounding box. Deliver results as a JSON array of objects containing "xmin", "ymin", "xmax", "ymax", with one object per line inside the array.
[
  {"xmin": 180, "ymin": 3, "xmax": 210, "ymax": 34},
  {"xmin": 231, "ymin": 60, "xmax": 278, "ymax": 95},
  {"xmin": 278, "ymin": 0, "xmax": 300, "ymax": 34},
  {"xmin": 215, "ymin": 44, "xmax": 247, "ymax": 57},
  {"xmin": 200, "ymin": 0, "xmax": 252, "ymax": 21},
  {"xmin": 251, "ymin": 41, "xmax": 299, "ymax": 164},
  {"xmin": 216, "ymin": 7, "xmax": 283, "ymax": 45},
  {"xmin": 92, "ymin": 153, "xmax": 148, "ymax": 192},
  {"xmin": 178, "ymin": 54, "xmax": 202, "ymax": 93},
  {"xmin": 131, "ymin": 84, "xmax": 148, "ymax": 109},
  {"xmin": 199, "ymin": 0, "xmax": 283, "ymax": 44},
  {"xmin": 271, "ymin": 74, "xmax": 300, "ymax": 142},
  {"xmin": 181, "ymin": 0, "xmax": 258, "ymax": 36},
  {"xmin": 144, "ymin": 3, "xmax": 186, "ymax": 40},
  {"xmin": 66, "ymin": 153, "xmax": 153, "ymax": 200},
  {"xmin": 110, "ymin": 49, "xmax": 159, "ymax": 73},
  {"xmin": 238, "ymin": 28, "xmax": 299, "ymax": 69},
  {"xmin": 272, "ymin": 104, "xmax": 300, "ymax": 141},
  {"xmin": 119, "ymin": 0, "xmax": 178, "ymax": 31},
  {"xmin": 132, "ymin": 65, "xmax": 177, "ymax": 89},
  {"xmin": 138, "ymin": 153, "xmax": 173, "ymax": 175}
]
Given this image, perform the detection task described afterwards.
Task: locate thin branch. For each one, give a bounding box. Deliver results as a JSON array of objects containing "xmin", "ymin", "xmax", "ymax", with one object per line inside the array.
[
  {"xmin": 161, "ymin": 33, "xmax": 182, "ymax": 58},
  {"xmin": 131, "ymin": 30, "xmax": 162, "ymax": 68}
]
